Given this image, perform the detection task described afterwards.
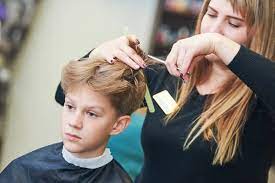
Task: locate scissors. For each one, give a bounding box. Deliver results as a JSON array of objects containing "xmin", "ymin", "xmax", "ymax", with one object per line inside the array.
[
  {"xmin": 147, "ymin": 55, "xmax": 166, "ymax": 64},
  {"xmin": 148, "ymin": 53, "xmax": 191, "ymax": 82}
]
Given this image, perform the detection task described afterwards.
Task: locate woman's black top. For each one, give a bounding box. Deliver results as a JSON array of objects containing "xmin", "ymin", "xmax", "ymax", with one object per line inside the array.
[{"xmin": 136, "ymin": 46, "xmax": 275, "ymax": 183}]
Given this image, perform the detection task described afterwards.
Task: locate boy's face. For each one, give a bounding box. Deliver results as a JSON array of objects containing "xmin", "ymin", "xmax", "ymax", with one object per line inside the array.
[{"xmin": 61, "ymin": 84, "xmax": 127, "ymax": 158}]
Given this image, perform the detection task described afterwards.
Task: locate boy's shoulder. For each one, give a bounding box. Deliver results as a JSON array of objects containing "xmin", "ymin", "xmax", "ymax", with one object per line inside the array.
[
  {"xmin": 15, "ymin": 142, "xmax": 63, "ymax": 164},
  {"xmin": 95, "ymin": 159, "xmax": 133, "ymax": 183},
  {"xmin": 0, "ymin": 142, "xmax": 63, "ymax": 182},
  {"xmin": 1, "ymin": 143, "xmax": 133, "ymax": 183}
]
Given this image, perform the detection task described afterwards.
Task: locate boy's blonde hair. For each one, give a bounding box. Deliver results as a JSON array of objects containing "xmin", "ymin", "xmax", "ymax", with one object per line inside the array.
[{"xmin": 61, "ymin": 58, "xmax": 146, "ymax": 116}]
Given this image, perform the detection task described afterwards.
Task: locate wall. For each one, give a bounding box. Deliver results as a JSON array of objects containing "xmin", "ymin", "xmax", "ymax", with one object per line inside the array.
[{"xmin": 0, "ymin": 0, "xmax": 158, "ymax": 169}]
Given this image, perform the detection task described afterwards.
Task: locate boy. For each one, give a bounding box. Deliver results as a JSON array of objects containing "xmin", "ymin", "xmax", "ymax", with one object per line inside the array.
[{"xmin": 0, "ymin": 58, "xmax": 146, "ymax": 183}]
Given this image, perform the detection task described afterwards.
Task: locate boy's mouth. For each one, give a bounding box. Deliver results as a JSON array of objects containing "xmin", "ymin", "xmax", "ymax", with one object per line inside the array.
[{"xmin": 65, "ymin": 133, "xmax": 82, "ymax": 141}]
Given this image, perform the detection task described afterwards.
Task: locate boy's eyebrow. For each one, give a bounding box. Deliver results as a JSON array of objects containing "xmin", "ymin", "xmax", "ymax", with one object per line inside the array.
[
  {"xmin": 208, "ymin": 6, "xmax": 244, "ymax": 22},
  {"xmin": 86, "ymin": 106, "xmax": 105, "ymax": 113},
  {"xmin": 66, "ymin": 95, "xmax": 105, "ymax": 112},
  {"xmin": 65, "ymin": 95, "xmax": 74, "ymax": 103}
]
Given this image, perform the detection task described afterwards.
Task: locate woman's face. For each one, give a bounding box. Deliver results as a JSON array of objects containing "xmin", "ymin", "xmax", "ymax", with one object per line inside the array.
[
  {"xmin": 200, "ymin": 0, "xmax": 250, "ymax": 63},
  {"xmin": 201, "ymin": 0, "xmax": 249, "ymax": 44}
]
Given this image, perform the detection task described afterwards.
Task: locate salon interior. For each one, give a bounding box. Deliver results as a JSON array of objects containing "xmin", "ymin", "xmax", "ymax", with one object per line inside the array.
[{"xmin": 0, "ymin": 0, "xmax": 274, "ymax": 182}]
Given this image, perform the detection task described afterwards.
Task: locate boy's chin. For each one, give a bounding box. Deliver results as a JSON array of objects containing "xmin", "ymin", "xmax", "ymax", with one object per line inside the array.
[
  {"xmin": 63, "ymin": 140, "xmax": 83, "ymax": 154},
  {"xmin": 63, "ymin": 141, "xmax": 104, "ymax": 158}
]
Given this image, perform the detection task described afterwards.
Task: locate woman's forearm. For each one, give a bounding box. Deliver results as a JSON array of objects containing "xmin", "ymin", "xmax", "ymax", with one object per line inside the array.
[{"xmin": 211, "ymin": 33, "xmax": 241, "ymax": 65}]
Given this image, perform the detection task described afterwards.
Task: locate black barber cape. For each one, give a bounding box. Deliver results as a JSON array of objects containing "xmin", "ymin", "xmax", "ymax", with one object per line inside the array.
[{"xmin": 0, "ymin": 142, "xmax": 132, "ymax": 183}]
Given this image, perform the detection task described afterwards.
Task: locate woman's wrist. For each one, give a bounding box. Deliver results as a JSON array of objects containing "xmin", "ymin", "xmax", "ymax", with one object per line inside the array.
[{"xmin": 211, "ymin": 33, "xmax": 241, "ymax": 65}]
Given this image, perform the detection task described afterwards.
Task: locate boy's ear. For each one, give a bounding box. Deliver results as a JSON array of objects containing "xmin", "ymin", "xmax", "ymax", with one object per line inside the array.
[{"xmin": 110, "ymin": 115, "xmax": 131, "ymax": 135}]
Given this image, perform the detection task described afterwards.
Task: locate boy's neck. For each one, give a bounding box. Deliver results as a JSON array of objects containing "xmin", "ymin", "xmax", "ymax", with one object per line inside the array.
[
  {"xmin": 62, "ymin": 146, "xmax": 113, "ymax": 169},
  {"xmin": 71, "ymin": 145, "xmax": 106, "ymax": 159}
]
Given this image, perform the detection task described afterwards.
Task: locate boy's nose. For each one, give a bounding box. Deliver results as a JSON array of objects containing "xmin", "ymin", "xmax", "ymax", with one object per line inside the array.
[{"xmin": 69, "ymin": 112, "xmax": 83, "ymax": 129}]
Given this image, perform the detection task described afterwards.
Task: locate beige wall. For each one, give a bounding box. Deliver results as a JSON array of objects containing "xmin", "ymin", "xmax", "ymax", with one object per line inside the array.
[{"xmin": 0, "ymin": 0, "xmax": 158, "ymax": 169}]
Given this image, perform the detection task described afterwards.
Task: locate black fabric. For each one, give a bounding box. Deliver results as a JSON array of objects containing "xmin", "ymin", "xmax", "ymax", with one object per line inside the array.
[
  {"xmin": 228, "ymin": 46, "xmax": 275, "ymax": 111},
  {"xmin": 136, "ymin": 46, "xmax": 275, "ymax": 183},
  {"xmin": 55, "ymin": 83, "xmax": 65, "ymax": 105},
  {"xmin": 0, "ymin": 143, "xmax": 132, "ymax": 183}
]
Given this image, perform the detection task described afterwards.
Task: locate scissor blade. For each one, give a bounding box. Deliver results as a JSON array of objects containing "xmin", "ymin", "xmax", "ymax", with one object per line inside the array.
[{"xmin": 147, "ymin": 55, "xmax": 166, "ymax": 64}]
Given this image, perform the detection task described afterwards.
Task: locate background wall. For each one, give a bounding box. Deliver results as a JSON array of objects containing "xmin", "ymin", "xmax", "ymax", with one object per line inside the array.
[{"xmin": 0, "ymin": 0, "xmax": 158, "ymax": 169}]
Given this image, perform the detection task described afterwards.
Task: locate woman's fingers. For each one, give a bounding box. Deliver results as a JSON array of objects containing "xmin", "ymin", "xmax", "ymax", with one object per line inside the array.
[
  {"xmin": 105, "ymin": 53, "xmax": 116, "ymax": 64},
  {"xmin": 119, "ymin": 44, "xmax": 145, "ymax": 68},
  {"xmin": 114, "ymin": 49, "xmax": 140, "ymax": 69},
  {"xmin": 89, "ymin": 35, "xmax": 147, "ymax": 69},
  {"xmin": 166, "ymin": 43, "xmax": 181, "ymax": 77},
  {"xmin": 112, "ymin": 35, "xmax": 146, "ymax": 68},
  {"xmin": 166, "ymin": 34, "xmax": 214, "ymax": 81},
  {"xmin": 178, "ymin": 48, "xmax": 194, "ymax": 74},
  {"xmin": 127, "ymin": 34, "xmax": 140, "ymax": 45},
  {"xmin": 176, "ymin": 48, "xmax": 188, "ymax": 73},
  {"xmin": 179, "ymin": 50, "xmax": 196, "ymax": 81}
]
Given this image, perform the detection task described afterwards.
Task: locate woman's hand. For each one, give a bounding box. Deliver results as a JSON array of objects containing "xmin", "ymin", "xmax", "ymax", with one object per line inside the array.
[
  {"xmin": 89, "ymin": 35, "xmax": 146, "ymax": 69},
  {"xmin": 165, "ymin": 33, "xmax": 240, "ymax": 79}
]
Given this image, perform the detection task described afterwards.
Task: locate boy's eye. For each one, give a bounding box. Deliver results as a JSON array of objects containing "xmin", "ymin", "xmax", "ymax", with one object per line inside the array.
[
  {"xmin": 87, "ymin": 112, "xmax": 97, "ymax": 118},
  {"xmin": 65, "ymin": 104, "xmax": 74, "ymax": 110}
]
